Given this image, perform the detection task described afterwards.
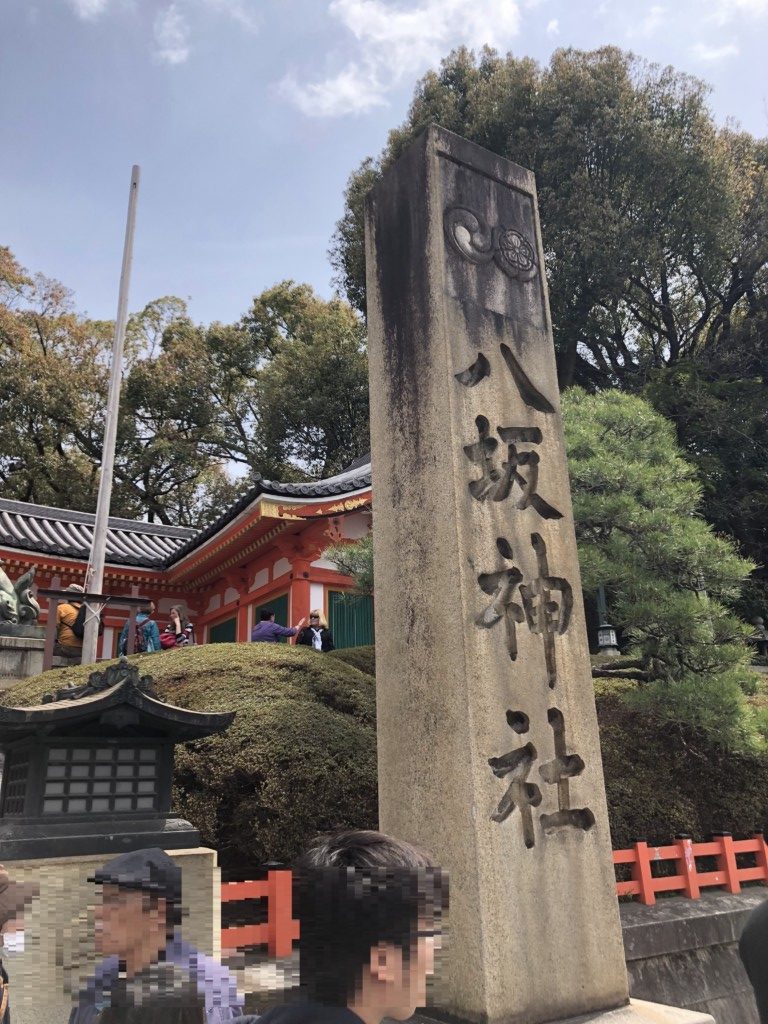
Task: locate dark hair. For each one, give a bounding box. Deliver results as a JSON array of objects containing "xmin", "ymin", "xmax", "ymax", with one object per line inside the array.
[
  {"xmin": 293, "ymin": 830, "xmax": 448, "ymax": 1006},
  {"xmin": 139, "ymin": 605, "xmax": 154, "ymax": 616},
  {"xmin": 260, "ymin": 609, "xmax": 275, "ymax": 621}
]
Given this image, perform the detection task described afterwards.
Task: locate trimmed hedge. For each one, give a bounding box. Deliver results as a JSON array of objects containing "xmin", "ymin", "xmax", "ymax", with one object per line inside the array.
[
  {"xmin": 328, "ymin": 644, "xmax": 375, "ymax": 677},
  {"xmin": 4, "ymin": 645, "xmax": 768, "ymax": 864}
]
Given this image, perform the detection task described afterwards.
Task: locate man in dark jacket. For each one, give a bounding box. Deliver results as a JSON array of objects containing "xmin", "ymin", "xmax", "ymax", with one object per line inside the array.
[
  {"xmin": 69, "ymin": 848, "xmax": 243, "ymax": 1023},
  {"xmin": 256, "ymin": 830, "xmax": 447, "ymax": 1024},
  {"xmin": 251, "ymin": 610, "xmax": 306, "ymax": 643},
  {"xmin": 0, "ymin": 864, "xmax": 39, "ymax": 1024},
  {"xmin": 740, "ymin": 897, "xmax": 768, "ymax": 1022}
]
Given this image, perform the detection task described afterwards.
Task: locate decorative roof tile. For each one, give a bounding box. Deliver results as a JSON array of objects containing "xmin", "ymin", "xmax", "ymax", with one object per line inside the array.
[{"xmin": 0, "ymin": 498, "xmax": 195, "ymax": 569}]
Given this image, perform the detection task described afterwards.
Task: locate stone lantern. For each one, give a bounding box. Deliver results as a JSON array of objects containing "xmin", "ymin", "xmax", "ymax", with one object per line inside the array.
[{"xmin": 0, "ymin": 659, "xmax": 234, "ymax": 860}]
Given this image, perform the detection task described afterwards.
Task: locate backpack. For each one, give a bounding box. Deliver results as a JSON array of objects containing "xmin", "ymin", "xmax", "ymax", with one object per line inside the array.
[
  {"xmin": 71, "ymin": 603, "xmax": 87, "ymax": 640},
  {"xmin": 134, "ymin": 620, "xmax": 148, "ymax": 654}
]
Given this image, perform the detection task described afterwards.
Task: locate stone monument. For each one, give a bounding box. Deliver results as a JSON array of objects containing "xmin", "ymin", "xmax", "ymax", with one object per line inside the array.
[
  {"xmin": 0, "ymin": 565, "xmax": 44, "ymax": 685},
  {"xmin": 365, "ymin": 126, "xmax": 712, "ymax": 1024}
]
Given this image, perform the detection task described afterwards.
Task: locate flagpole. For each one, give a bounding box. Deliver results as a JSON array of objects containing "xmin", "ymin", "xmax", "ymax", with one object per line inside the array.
[{"xmin": 82, "ymin": 165, "xmax": 141, "ymax": 665}]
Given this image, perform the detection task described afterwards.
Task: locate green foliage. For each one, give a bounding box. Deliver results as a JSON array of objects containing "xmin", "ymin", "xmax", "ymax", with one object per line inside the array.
[
  {"xmin": 331, "ymin": 46, "xmax": 768, "ymax": 391},
  {"xmin": 0, "ymin": 256, "xmax": 368, "ymax": 525},
  {"xmin": 328, "ymin": 644, "xmax": 375, "ymax": 677},
  {"xmin": 598, "ymin": 689, "xmax": 768, "ymax": 848},
  {"xmin": 564, "ymin": 388, "xmax": 757, "ymax": 744},
  {"xmin": 3, "ymin": 644, "xmax": 378, "ymax": 870},
  {"xmin": 247, "ymin": 284, "xmax": 370, "ymax": 478},
  {"xmin": 325, "ymin": 535, "xmax": 374, "ymax": 597},
  {"xmin": 645, "ymin": 353, "xmax": 768, "ymax": 617}
]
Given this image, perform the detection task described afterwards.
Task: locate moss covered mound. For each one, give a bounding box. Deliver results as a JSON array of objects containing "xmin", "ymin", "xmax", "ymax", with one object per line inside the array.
[
  {"xmin": 2, "ymin": 644, "xmax": 378, "ymax": 871},
  {"xmin": 328, "ymin": 644, "xmax": 375, "ymax": 677}
]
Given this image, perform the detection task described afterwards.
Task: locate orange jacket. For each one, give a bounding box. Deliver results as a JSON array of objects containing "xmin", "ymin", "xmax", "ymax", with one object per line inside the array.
[{"xmin": 56, "ymin": 601, "xmax": 83, "ymax": 649}]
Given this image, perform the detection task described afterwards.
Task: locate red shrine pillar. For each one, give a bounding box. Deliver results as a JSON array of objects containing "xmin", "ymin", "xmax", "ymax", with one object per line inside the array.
[{"xmin": 289, "ymin": 559, "xmax": 312, "ymax": 632}]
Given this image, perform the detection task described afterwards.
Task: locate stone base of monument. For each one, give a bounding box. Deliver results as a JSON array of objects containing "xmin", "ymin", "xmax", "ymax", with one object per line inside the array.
[
  {"xmin": 559, "ymin": 998, "xmax": 714, "ymax": 1023},
  {"xmin": 0, "ymin": 632, "xmax": 46, "ymax": 685},
  {"xmin": 5, "ymin": 847, "xmax": 222, "ymax": 1024},
  {"xmin": 410, "ymin": 1002, "xmax": 713, "ymax": 1024}
]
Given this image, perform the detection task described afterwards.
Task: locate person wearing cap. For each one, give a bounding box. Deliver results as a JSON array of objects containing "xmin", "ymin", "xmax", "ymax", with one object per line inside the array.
[
  {"xmin": 69, "ymin": 848, "xmax": 243, "ymax": 1024},
  {"xmin": 55, "ymin": 583, "xmax": 86, "ymax": 660},
  {"xmin": 0, "ymin": 864, "xmax": 40, "ymax": 1024}
]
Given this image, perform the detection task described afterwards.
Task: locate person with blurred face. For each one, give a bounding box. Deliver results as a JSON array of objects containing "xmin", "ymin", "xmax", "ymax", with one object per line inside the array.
[
  {"xmin": 69, "ymin": 848, "xmax": 243, "ymax": 1024},
  {"xmin": 256, "ymin": 829, "xmax": 447, "ymax": 1024},
  {"xmin": 0, "ymin": 865, "xmax": 39, "ymax": 1024}
]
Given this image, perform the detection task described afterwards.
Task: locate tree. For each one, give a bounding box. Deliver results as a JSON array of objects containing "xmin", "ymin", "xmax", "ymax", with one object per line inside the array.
[
  {"xmin": 0, "ymin": 252, "xmax": 242, "ymax": 526},
  {"xmin": 0, "ymin": 247, "xmax": 112, "ymax": 510},
  {"xmin": 563, "ymin": 388, "xmax": 756, "ymax": 721},
  {"xmin": 0, "ymin": 250, "xmax": 370, "ymax": 523},
  {"xmin": 210, "ymin": 281, "xmax": 370, "ymax": 479},
  {"xmin": 330, "ymin": 47, "xmax": 768, "ymax": 392},
  {"xmin": 325, "ymin": 534, "xmax": 374, "ymax": 596}
]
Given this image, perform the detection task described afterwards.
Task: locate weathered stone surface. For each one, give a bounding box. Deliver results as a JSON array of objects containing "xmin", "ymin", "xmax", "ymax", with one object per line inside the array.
[
  {"xmin": 366, "ymin": 126, "xmax": 704, "ymax": 1024},
  {"xmin": 0, "ymin": 635, "xmax": 45, "ymax": 683},
  {"xmin": 622, "ymin": 892, "xmax": 763, "ymax": 1024}
]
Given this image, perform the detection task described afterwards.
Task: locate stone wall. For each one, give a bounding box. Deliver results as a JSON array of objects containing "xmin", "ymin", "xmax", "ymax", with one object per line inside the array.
[{"xmin": 622, "ymin": 891, "xmax": 764, "ymax": 1023}]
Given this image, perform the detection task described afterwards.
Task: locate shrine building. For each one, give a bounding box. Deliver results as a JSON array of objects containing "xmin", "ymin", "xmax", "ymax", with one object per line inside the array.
[{"xmin": 0, "ymin": 457, "xmax": 373, "ymax": 658}]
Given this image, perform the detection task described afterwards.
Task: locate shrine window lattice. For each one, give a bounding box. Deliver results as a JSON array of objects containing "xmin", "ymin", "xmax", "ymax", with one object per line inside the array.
[
  {"xmin": 2, "ymin": 750, "xmax": 29, "ymax": 816},
  {"xmin": 42, "ymin": 746, "xmax": 158, "ymax": 815}
]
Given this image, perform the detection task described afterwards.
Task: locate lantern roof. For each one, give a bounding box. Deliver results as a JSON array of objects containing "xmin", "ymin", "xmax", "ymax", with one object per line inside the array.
[{"xmin": 0, "ymin": 659, "xmax": 235, "ymax": 742}]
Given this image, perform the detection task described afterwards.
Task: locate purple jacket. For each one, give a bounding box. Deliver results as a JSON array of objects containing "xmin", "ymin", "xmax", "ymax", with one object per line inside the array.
[{"xmin": 250, "ymin": 620, "xmax": 297, "ymax": 642}]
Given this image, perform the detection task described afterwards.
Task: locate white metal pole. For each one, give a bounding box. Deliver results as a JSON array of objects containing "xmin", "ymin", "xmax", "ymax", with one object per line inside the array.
[{"xmin": 82, "ymin": 165, "xmax": 141, "ymax": 665}]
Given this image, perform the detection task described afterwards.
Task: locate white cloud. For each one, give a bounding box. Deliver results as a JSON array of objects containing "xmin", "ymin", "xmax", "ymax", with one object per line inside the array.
[
  {"xmin": 690, "ymin": 40, "xmax": 740, "ymax": 60},
  {"xmin": 640, "ymin": 4, "xmax": 665, "ymax": 34},
  {"xmin": 68, "ymin": 0, "xmax": 111, "ymax": 18},
  {"xmin": 200, "ymin": 0, "xmax": 260, "ymax": 33},
  {"xmin": 279, "ymin": 0, "xmax": 522, "ymax": 118},
  {"xmin": 154, "ymin": 3, "xmax": 191, "ymax": 64},
  {"xmin": 546, "ymin": 16, "xmax": 559, "ymax": 33},
  {"xmin": 707, "ymin": 0, "xmax": 767, "ymax": 24},
  {"xmin": 625, "ymin": 4, "xmax": 666, "ymax": 36},
  {"xmin": 279, "ymin": 63, "xmax": 388, "ymax": 117}
]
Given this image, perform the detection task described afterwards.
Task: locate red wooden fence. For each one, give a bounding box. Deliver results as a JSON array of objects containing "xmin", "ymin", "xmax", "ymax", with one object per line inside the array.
[
  {"xmin": 221, "ymin": 835, "xmax": 768, "ymax": 957},
  {"xmin": 221, "ymin": 870, "xmax": 299, "ymax": 958},
  {"xmin": 612, "ymin": 833, "xmax": 768, "ymax": 906}
]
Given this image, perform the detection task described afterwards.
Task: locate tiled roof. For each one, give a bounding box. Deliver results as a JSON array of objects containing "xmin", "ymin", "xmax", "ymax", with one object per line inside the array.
[
  {"xmin": 0, "ymin": 459, "xmax": 374, "ymax": 571},
  {"xmin": 0, "ymin": 498, "xmax": 196, "ymax": 569},
  {"xmin": 166, "ymin": 462, "xmax": 373, "ymax": 567}
]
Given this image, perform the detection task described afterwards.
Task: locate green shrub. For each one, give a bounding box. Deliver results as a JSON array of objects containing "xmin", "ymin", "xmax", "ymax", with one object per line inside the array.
[
  {"xmin": 598, "ymin": 690, "xmax": 768, "ymax": 847},
  {"xmin": 328, "ymin": 644, "xmax": 375, "ymax": 677}
]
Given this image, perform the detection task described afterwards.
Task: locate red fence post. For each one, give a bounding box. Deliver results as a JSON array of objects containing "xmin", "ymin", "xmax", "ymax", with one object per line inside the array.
[
  {"xmin": 754, "ymin": 833, "xmax": 768, "ymax": 886},
  {"xmin": 631, "ymin": 841, "xmax": 656, "ymax": 906},
  {"xmin": 675, "ymin": 836, "xmax": 700, "ymax": 900},
  {"xmin": 712, "ymin": 832, "xmax": 741, "ymax": 895},
  {"xmin": 267, "ymin": 869, "xmax": 295, "ymax": 959}
]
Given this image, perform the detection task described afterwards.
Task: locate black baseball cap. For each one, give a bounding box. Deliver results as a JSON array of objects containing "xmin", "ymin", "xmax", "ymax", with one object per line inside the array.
[{"xmin": 88, "ymin": 847, "xmax": 182, "ymax": 905}]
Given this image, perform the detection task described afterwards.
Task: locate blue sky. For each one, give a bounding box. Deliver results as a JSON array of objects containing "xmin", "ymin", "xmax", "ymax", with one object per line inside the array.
[{"xmin": 2, "ymin": 0, "xmax": 766, "ymax": 326}]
